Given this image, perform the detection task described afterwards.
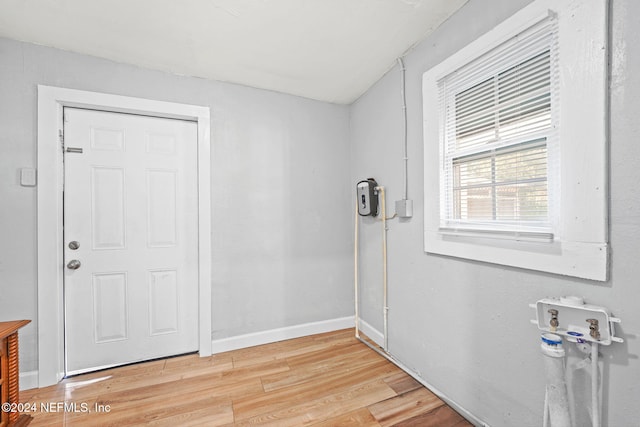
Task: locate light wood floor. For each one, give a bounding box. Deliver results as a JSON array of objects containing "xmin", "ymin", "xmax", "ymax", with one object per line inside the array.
[{"xmin": 20, "ymin": 329, "xmax": 472, "ymax": 426}]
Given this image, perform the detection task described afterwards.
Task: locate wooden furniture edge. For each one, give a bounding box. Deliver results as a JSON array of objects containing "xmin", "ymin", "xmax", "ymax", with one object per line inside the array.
[{"xmin": 0, "ymin": 320, "xmax": 32, "ymax": 427}]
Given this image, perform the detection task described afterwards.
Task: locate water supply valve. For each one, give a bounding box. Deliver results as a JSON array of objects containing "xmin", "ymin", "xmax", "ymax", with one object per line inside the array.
[
  {"xmin": 548, "ymin": 309, "xmax": 559, "ymax": 332},
  {"xmin": 586, "ymin": 318, "xmax": 601, "ymax": 340}
]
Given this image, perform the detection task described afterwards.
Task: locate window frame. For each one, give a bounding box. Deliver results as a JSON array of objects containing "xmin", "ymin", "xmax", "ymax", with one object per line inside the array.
[{"xmin": 422, "ymin": 0, "xmax": 609, "ymax": 281}]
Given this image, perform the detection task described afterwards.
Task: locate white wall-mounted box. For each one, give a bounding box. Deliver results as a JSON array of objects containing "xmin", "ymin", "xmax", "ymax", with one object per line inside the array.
[{"xmin": 530, "ymin": 297, "xmax": 622, "ymax": 346}]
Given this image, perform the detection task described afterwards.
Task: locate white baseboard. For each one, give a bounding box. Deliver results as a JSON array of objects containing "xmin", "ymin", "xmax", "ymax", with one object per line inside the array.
[
  {"xmin": 211, "ymin": 316, "xmax": 355, "ymax": 354},
  {"xmin": 20, "ymin": 371, "xmax": 38, "ymax": 391},
  {"xmin": 357, "ymin": 318, "xmax": 384, "ymax": 347}
]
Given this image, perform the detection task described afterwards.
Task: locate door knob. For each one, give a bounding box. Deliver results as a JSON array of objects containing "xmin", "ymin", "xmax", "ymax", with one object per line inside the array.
[{"xmin": 67, "ymin": 260, "xmax": 81, "ymax": 270}]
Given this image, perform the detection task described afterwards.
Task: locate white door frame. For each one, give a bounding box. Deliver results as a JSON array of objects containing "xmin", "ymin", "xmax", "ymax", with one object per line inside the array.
[{"xmin": 37, "ymin": 85, "xmax": 212, "ymax": 387}]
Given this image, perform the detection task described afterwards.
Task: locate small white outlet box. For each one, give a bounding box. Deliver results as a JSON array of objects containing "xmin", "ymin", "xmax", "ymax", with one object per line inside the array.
[
  {"xmin": 20, "ymin": 168, "xmax": 37, "ymax": 187},
  {"xmin": 395, "ymin": 199, "xmax": 413, "ymax": 218}
]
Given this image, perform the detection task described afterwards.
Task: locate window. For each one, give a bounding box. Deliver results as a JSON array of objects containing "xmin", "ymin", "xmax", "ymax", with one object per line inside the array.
[
  {"xmin": 422, "ymin": 0, "xmax": 608, "ymax": 281},
  {"xmin": 439, "ymin": 18, "xmax": 557, "ymax": 238}
]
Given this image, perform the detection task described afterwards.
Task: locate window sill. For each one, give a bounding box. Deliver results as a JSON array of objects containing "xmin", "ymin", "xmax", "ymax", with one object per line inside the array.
[
  {"xmin": 425, "ymin": 230, "xmax": 608, "ymax": 281},
  {"xmin": 439, "ymin": 227, "xmax": 553, "ymax": 243}
]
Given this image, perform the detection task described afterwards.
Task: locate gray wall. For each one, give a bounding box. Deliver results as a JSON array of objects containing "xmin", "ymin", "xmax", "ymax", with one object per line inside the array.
[
  {"xmin": 351, "ymin": 0, "xmax": 640, "ymax": 425},
  {"xmin": 0, "ymin": 37, "xmax": 353, "ymax": 373}
]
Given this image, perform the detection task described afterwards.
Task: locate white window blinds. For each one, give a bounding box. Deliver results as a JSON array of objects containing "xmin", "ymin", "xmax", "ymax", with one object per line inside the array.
[{"xmin": 438, "ymin": 15, "xmax": 558, "ymax": 237}]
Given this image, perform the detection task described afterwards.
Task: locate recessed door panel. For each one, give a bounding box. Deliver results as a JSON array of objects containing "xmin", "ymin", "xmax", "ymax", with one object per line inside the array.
[
  {"xmin": 147, "ymin": 170, "xmax": 177, "ymax": 247},
  {"xmin": 146, "ymin": 132, "xmax": 176, "ymax": 155},
  {"xmin": 148, "ymin": 270, "xmax": 178, "ymax": 336},
  {"xmin": 91, "ymin": 167, "xmax": 126, "ymax": 250},
  {"xmin": 93, "ymin": 273, "xmax": 128, "ymax": 343},
  {"xmin": 91, "ymin": 127, "xmax": 124, "ymax": 151}
]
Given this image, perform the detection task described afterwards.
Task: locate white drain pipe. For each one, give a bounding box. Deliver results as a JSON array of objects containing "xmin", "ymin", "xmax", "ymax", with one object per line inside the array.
[
  {"xmin": 591, "ymin": 342, "xmax": 600, "ymax": 427},
  {"xmin": 541, "ymin": 333, "xmax": 572, "ymax": 427}
]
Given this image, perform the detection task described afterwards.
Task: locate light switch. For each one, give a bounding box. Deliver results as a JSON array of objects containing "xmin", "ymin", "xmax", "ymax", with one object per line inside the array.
[{"xmin": 20, "ymin": 168, "xmax": 37, "ymax": 187}]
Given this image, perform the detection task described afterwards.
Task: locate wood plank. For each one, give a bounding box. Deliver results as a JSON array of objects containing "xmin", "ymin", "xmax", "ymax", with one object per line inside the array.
[
  {"xmin": 391, "ymin": 404, "xmax": 473, "ymax": 427},
  {"xmin": 368, "ymin": 387, "xmax": 445, "ymax": 427},
  {"xmin": 221, "ymin": 358, "xmax": 290, "ymax": 383},
  {"xmin": 383, "ymin": 372, "xmax": 423, "ymax": 395},
  {"xmin": 312, "ymin": 408, "xmax": 381, "ymax": 427},
  {"xmin": 284, "ymin": 339, "xmax": 368, "ymax": 368}
]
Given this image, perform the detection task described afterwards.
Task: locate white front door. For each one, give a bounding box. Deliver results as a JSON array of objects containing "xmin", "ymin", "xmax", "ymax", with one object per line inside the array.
[{"xmin": 63, "ymin": 107, "xmax": 199, "ymax": 375}]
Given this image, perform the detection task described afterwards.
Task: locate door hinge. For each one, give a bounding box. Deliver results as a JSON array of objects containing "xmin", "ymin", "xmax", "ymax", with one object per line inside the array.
[{"xmin": 59, "ymin": 129, "xmax": 64, "ymax": 152}]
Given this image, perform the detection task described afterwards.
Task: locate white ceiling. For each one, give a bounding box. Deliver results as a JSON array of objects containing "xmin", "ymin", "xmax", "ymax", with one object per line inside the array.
[{"xmin": 0, "ymin": 0, "xmax": 466, "ymax": 104}]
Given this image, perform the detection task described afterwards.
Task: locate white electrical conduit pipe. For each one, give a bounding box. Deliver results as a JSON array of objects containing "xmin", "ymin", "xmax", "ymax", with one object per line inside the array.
[
  {"xmin": 353, "ymin": 186, "xmax": 389, "ymax": 351},
  {"xmin": 397, "ymin": 57, "xmax": 408, "ymax": 200},
  {"xmin": 377, "ymin": 186, "xmax": 389, "ymax": 352},
  {"xmin": 354, "ymin": 200, "xmax": 360, "ymax": 339}
]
